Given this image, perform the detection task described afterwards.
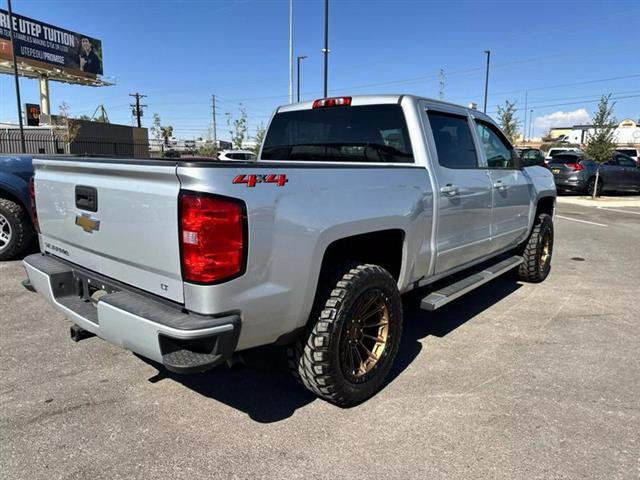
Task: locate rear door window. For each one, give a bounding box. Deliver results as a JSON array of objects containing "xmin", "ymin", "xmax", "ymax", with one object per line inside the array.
[
  {"xmin": 261, "ymin": 104, "xmax": 413, "ymax": 163},
  {"xmin": 474, "ymin": 121, "xmax": 516, "ymax": 169},
  {"xmin": 616, "ymin": 155, "xmax": 637, "ymax": 167},
  {"xmin": 427, "ymin": 111, "xmax": 478, "ymax": 169}
]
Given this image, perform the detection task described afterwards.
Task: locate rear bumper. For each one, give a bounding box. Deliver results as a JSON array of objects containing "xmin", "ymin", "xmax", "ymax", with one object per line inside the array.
[
  {"xmin": 553, "ymin": 177, "xmax": 587, "ymax": 191},
  {"xmin": 23, "ymin": 253, "xmax": 240, "ymax": 374}
]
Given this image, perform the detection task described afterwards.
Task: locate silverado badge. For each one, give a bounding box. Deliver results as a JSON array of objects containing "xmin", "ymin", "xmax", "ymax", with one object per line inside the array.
[{"xmin": 75, "ymin": 213, "xmax": 100, "ymax": 233}]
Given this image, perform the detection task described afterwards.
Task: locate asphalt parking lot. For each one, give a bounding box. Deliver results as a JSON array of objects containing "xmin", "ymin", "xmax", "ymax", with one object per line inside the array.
[{"xmin": 1, "ymin": 200, "xmax": 639, "ymax": 480}]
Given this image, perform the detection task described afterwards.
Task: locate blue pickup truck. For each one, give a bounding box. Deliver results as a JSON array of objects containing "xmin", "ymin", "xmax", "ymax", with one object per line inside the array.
[{"xmin": 0, "ymin": 155, "xmax": 36, "ymax": 260}]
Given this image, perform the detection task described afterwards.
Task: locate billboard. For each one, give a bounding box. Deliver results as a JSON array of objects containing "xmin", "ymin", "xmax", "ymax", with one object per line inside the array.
[{"xmin": 0, "ymin": 9, "xmax": 103, "ymax": 76}]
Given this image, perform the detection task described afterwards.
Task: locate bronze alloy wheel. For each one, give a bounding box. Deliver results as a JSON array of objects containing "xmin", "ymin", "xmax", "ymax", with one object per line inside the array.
[
  {"xmin": 340, "ymin": 289, "xmax": 390, "ymax": 383},
  {"xmin": 540, "ymin": 230, "xmax": 552, "ymax": 268}
]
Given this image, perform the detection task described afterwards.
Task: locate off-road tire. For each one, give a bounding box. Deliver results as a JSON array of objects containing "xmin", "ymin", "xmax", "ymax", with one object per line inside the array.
[
  {"xmin": 287, "ymin": 264, "xmax": 403, "ymax": 407},
  {"xmin": 0, "ymin": 199, "xmax": 34, "ymax": 261},
  {"xmin": 517, "ymin": 213, "xmax": 553, "ymax": 283}
]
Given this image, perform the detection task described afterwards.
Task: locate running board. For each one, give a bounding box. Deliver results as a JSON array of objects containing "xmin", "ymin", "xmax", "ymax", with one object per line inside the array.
[{"xmin": 420, "ymin": 255, "xmax": 523, "ymax": 311}]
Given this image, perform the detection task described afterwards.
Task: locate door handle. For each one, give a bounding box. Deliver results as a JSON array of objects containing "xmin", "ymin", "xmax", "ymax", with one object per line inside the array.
[
  {"xmin": 493, "ymin": 180, "xmax": 507, "ymax": 191},
  {"xmin": 440, "ymin": 184, "xmax": 459, "ymax": 196}
]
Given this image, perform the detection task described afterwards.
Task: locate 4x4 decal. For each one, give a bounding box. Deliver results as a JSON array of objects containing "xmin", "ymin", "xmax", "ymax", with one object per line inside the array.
[{"xmin": 233, "ymin": 174, "xmax": 288, "ymax": 187}]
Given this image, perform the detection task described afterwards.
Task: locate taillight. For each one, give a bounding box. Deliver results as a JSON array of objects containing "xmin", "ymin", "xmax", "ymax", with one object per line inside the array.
[
  {"xmin": 179, "ymin": 192, "xmax": 246, "ymax": 284},
  {"xmin": 312, "ymin": 96, "xmax": 352, "ymax": 108},
  {"xmin": 568, "ymin": 163, "xmax": 583, "ymax": 171},
  {"xmin": 28, "ymin": 176, "xmax": 40, "ymax": 233}
]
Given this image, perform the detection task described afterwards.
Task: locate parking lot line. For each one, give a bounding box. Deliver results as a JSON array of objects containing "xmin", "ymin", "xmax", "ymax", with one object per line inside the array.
[
  {"xmin": 556, "ymin": 215, "xmax": 607, "ymax": 227},
  {"xmin": 597, "ymin": 207, "xmax": 640, "ymax": 216}
]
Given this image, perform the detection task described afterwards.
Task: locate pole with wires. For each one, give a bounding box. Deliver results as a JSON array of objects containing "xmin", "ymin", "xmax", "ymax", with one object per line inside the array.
[
  {"xmin": 211, "ymin": 95, "xmax": 218, "ymax": 146},
  {"xmin": 522, "ymin": 90, "xmax": 528, "ymax": 145},
  {"xmin": 7, "ymin": 0, "xmax": 25, "ymax": 153}
]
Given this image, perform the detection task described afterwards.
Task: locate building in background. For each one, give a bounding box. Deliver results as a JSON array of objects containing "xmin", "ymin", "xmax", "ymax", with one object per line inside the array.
[
  {"xmin": 564, "ymin": 119, "xmax": 640, "ymax": 146},
  {"xmin": 0, "ymin": 120, "xmax": 149, "ymax": 157}
]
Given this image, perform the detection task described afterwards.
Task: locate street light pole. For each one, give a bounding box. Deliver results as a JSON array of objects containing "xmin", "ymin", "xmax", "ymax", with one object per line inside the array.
[
  {"xmin": 483, "ymin": 50, "xmax": 491, "ymax": 114},
  {"xmin": 7, "ymin": 0, "xmax": 26, "ymax": 153},
  {"xmin": 323, "ymin": 0, "xmax": 329, "ymax": 98},
  {"xmin": 297, "ymin": 55, "xmax": 308, "ymax": 102},
  {"xmin": 289, "ymin": 0, "xmax": 293, "ymax": 104},
  {"xmin": 529, "ymin": 109, "xmax": 534, "ymax": 141}
]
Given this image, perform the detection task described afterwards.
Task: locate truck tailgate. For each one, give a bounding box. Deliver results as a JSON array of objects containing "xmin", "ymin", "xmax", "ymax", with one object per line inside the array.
[{"xmin": 33, "ymin": 159, "xmax": 184, "ymax": 303}]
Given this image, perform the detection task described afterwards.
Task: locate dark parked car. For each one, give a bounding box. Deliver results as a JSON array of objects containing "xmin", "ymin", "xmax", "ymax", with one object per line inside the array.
[
  {"xmin": 517, "ymin": 148, "xmax": 546, "ymax": 167},
  {"xmin": 550, "ymin": 152, "xmax": 640, "ymax": 196},
  {"xmin": 0, "ymin": 155, "xmax": 36, "ymax": 260}
]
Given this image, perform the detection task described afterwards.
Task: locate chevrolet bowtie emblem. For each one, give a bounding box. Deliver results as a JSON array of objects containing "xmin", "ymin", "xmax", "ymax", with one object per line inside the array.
[{"xmin": 75, "ymin": 213, "xmax": 100, "ymax": 233}]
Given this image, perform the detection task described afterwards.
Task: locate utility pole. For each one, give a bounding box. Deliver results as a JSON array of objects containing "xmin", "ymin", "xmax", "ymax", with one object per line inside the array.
[
  {"xmin": 438, "ymin": 69, "xmax": 445, "ymax": 100},
  {"xmin": 7, "ymin": 0, "xmax": 25, "ymax": 153},
  {"xmin": 323, "ymin": 0, "xmax": 329, "ymax": 98},
  {"xmin": 288, "ymin": 0, "xmax": 293, "ymax": 104},
  {"xmin": 483, "ymin": 50, "xmax": 491, "ymax": 114},
  {"xmin": 211, "ymin": 95, "xmax": 218, "ymax": 146},
  {"xmin": 297, "ymin": 55, "xmax": 308, "ymax": 102},
  {"xmin": 129, "ymin": 93, "xmax": 147, "ymax": 128},
  {"xmin": 522, "ymin": 90, "xmax": 528, "ymax": 145}
]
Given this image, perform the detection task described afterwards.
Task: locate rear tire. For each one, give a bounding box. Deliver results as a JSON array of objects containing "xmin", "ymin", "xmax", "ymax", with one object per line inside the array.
[
  {"xmin": 0, "ymin": 199, "xmax": 34, "ymax": 261},
  {"xmin": 287, "ymin": 264, "xmax": 403, "ymax": 407},
  {"xmin": 517, "ymin": 213, "xmax": 553, "ymax": 283}
]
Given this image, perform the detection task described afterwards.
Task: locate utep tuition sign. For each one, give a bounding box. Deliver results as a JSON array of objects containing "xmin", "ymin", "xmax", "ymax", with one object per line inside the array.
[{"xmin": 0, "ymin": 9, "xmax": 103, "ymax": 76}]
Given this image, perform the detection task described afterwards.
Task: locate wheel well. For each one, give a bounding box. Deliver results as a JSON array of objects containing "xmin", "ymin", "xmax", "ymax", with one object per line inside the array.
[
  {"xmin": 0, "ymin": 188, "xmax": 28, "ymax": 211},
  {"xmin": 319, "ymin": 229, "xmax": 404, "ymax": 282},
  {"xmin": 535, "ymin": 196, "xmax": 555, "ymax": 218}
]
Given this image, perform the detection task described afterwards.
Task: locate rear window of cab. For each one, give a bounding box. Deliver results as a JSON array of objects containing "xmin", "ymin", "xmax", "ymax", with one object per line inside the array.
[{"xmin": 261, "ymin": 104, "xmax": 414, "ymax": 163}]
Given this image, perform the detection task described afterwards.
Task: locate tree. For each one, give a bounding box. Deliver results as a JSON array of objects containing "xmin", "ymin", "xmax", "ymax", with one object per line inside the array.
[
  {"xmin": 150, "ymin": 113, "xmax": 163, "ymax": 147},
  {"xmin": 496, "ymin": 100, "xmax": 520, "ymax": 143},
  {"xmin": 56, "ymin": 102, "xmax": 80, "ymax": 146},
  {"xmin": 253, "ymin": 124, "xmax": 266, "ymax": 156},
  {"xmin": 197, "ymin": 143, "xmax": 218, "ymax": 158},
  {"xmin": 585, "ymin": 94, "xmax": 617, "ymax": 163},
  {"xmin": 160, "ymin": 126, "xmax": 173, "ymax": 146},
  {"xmin": 226, "ymin": 106, "xmax": 248, "ymax": 149}
]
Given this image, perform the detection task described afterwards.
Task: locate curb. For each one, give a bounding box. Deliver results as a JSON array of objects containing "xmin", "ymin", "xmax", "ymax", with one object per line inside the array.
[{"xmin": 557, "ymin": 196, "xmax": 640, "ymax": 208}]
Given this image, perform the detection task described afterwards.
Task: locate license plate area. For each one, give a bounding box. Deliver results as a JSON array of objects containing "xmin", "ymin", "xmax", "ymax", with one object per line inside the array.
[
  {"xmin": 72, "ymin": 270, "xmax": 121, "ymax": 303},
  {"xmin": 552, "ymin": 168, "xmax": 560, "ymax": 175},
  {"xmin": 53, "ymin": 269, "xmax": 121, "ymax": 325}
]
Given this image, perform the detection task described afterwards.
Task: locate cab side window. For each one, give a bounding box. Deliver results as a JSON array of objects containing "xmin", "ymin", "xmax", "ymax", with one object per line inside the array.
[
  {"xmin": 475, "ymin": 121, "xmax": 516, "ymax": 169},
  {"xmin": 427, "ymin": 111, "xmax": 478, "ymax": 169}
]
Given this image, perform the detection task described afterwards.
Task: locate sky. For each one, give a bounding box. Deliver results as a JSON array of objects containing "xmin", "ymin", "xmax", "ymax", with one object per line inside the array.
[{"xmin": 1, "ymin": 0, "xmax": 639, "ymax": 141}]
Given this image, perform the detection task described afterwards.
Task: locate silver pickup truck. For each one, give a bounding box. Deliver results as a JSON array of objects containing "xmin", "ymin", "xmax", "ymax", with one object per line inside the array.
[{"xmin": 23, "ymin": 95, "xmax": 556, "ymax": 406}]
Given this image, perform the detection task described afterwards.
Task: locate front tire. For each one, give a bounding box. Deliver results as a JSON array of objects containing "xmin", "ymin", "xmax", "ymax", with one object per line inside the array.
[
  {"xmin": 517, "ymin": 213, "xmax": 553, "ymax": 283},
  {"xmin": 0, "ymin": 199, "xmax": 34, "ymax": 261},
  {"xmin": 288, "ymin": 264, "xmax": 403, "ymax": 407}
]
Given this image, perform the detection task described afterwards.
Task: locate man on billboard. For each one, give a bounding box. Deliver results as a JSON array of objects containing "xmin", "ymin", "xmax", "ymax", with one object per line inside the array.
[{"xmin": 79, "ymin": 37, "xmax": 101, "ymax": 74}]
